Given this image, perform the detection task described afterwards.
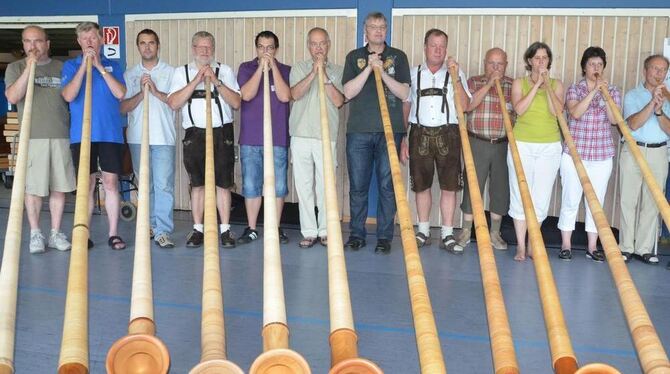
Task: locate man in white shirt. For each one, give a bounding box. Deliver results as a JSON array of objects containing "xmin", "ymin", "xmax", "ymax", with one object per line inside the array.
[
  {"xmin": 167, "ymin": 31, "xmax": 241, "ymax": 248},
  {"xmin": 401, "ymin": 28, "xmax": 470, "ymax": 253},
  {"xmin": 121, "ymin": 29, "xmax": 176, "ymax": 248}
]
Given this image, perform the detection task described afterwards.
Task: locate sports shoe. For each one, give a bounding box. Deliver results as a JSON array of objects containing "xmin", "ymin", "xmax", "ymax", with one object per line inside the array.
[
  {"xmin": 29, "ymin": 230, "xmax": 46, "ymax": 254},
  {"xmin": 278, "ymin": 229, "xmax": 289, "ymax": 244},
  {"xmin": 220, "ymin": 230, "xmax": 236, "ymax": 248},
  {"xmin": 48, "ymin": 229, "xmax": 71, "ymax": 251},
  {"xmin": 489, "ymin": 231, "xmax": 508, "ymax": 250},
  {"xmin": 237, "ymin": 227, "xmax": 259, "ymax": 245},
  {"xmin": 186, "ymin": 229, "xmax": 204, "ymax": 248},
  {"xmin": 455, "ymin": 228, "xmax": 471, "ymax": 247},
  {"xmin": 155, "ymin": 233, "xmax": 175, "ymax": 248}
]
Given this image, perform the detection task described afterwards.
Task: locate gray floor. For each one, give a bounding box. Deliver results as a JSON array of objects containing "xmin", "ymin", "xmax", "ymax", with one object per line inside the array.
[{"xmin": 1, "ymin": 204, "xmax": 670, "ymax": 374}]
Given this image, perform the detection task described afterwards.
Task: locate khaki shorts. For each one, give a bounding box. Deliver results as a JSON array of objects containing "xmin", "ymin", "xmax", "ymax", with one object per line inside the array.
[{"xmin": 25, "ymin": 138, "xmax": 76, "ymax": 197}]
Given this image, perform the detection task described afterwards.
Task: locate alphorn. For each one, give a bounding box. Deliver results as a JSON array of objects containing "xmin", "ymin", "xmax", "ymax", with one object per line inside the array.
[
  {"xmin": 548, "ymin": 75, "xmax": 670, "ymax": 374},
  {"xmin": 0, "ymin": 60, "xmax": 36, "ymax": 374},
  {"xmin": 189, "ymin": 77, "xmax": 244, "ymax": 374},
  {"xmin": 58, "ymin": 56, "xmax": 94, "ymax": 374},
  {"xmin": 598, "ymin": 75, "xmax": 670, "ymax": 233},
  {"xmin": 106, "ymin": 85, "xmax": 170, "ymax": 373},
  {"xmin": 662, "ymin": 86, "xmax": 670, "ymax": 101},
  {"xmin": 315, "ymin": 64, "xmax": 382, "ymax": 374},
  {"xmin": 372, "ymin": 67, "xmax": 446, "ymax": 373},
  {"xmin": 447, "ymin": 66, "xmax": 519, "ymax": 374},
  {"xmin": 494, "ymin": 78, "xmax": 578, "ymax": 374},
  {"xmin": 249, "ymin": 63, "xmax": 310, "ymax": 374}
]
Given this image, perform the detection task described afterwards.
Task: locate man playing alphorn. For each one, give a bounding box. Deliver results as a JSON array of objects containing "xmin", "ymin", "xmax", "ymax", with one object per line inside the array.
[
  {"xmin": 5, "ymin": 25, "xmax": 76, "ymax": 253},
  {"xmin": 167, "ymin": 31, "xmax": 241, "ymax": 248},
  {"xmin": 400, "ymin": 28, "xmax": 470, "ymax": 253},
  {"xmin": 456, "ymin": 47, "xmax": 513, "ymax": 250},
  {"xmin": 619, "ymin": 54, "xmax": 670, "ymax": 264},
  {"xmin": 121, "ymin": 29, "xmax": 176, "ymax": 248},
  {"xmin": 289, "ymin": 27, "xmax": 344, "ymax": 248}
]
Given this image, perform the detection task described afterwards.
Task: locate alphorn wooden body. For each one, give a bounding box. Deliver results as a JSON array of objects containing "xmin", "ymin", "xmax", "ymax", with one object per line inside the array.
[
  {"xmin": 598, "ymin": 78, "xmax": 670, "ymax": 234},
  {"xmin": 448, "ymin": 67, "xmax": 518, "ymax": 374},
  {"xmin": 189, "ymin": 78, "xmax": 244, "ymax": 374},
  {"xmin": 249, "ymin": 63, "xmax": 310, "ymax": 374},
  {"xmin": 0, "ymin": 60, "xmax": 36, "ymax": 374},
  {"xmin": 494, "ymin": 78, "xmax": 578, "ymax": 374},
  {"xmin": 371, "ymin": 67, "xmax": 446, "ymax": 374},
  {"xmin": 106, "ymin": 86, "xmax": 170, "ymax": 373},
  {"xmin": 315, "ymin": 65, "xmax": 382, "ymax": 374},
  {"xmin": 58, "ymin": 57, "xmax": 94, "ymax": 374}
]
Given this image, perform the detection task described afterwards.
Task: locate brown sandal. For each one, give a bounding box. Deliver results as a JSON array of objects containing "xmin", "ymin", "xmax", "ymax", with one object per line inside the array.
[
  {"xmin": 299, "ymin": 237, "xmax": 318, "ymax": 248},
  {"xmin": 319, "ymin": 236, "xmax": 328, "ymax": 246},
  {"xmin": 108, "ymin": 236, "xmax": 126, "ymax": 250}
]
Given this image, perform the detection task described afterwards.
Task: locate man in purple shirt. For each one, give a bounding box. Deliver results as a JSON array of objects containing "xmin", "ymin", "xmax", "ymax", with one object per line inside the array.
[{"xmin": 236, "ymin": 30, "xmax": 291, "ymax": 244}]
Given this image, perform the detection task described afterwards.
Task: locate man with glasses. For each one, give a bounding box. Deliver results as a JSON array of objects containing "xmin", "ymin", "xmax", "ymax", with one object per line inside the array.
[
  {"xmin": 236, "ymin": 30, "xmax": 291, "ymax": 245},
  {"xmin": 342, "ymin": 12, "xmax": 410, "ymax": 253},
  {"xmin": 167, "ymin": 31, "xmax": 241, "ymax": 248},
  {"xmin": 456, "ymin": 47, "xmax": 513, "ymax": 250}
]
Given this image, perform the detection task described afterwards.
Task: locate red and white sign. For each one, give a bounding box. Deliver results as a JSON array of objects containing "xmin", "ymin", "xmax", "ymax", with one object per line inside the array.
[{"xmin": 103, "ymin": 26, "xmax": 120, "ymax": 59}]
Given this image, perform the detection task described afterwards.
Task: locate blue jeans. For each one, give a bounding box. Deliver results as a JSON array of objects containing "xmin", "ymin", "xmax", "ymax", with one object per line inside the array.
[
  {"xmin": 346, "ymin": 132, "xmax": 403, "ymax": 241},
  {"xmin": 128, "ymin": 144, "xmax": 175, "ymax": 236},
  {"xmin": 240, "ymin": 145, "xmax": 288, "ymax": 198}
]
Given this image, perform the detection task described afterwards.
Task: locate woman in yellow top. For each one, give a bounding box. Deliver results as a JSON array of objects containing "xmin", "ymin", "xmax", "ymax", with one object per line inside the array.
[{"xmin": 508, "ymin": 42, "xmax": 564, "ymax": 261}]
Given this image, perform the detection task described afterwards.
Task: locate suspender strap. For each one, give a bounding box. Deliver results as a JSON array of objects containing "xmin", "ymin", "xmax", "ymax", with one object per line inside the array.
[
  {"xmin": 415, "ymin": 65, "xmax": 422, "ymax": 126},
  {"xmin": 184, "ymin": 64, "xmax": 225, "ymax": 126},
  {"xmin": 415, "ymin": 65, "xmax": 452, "ymax": 125}
]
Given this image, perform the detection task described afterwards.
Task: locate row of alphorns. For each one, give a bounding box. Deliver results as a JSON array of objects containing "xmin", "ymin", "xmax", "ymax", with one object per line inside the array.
[{"xmin": 1, "ymin": 56, "xmax": 670, "ymax": 374}]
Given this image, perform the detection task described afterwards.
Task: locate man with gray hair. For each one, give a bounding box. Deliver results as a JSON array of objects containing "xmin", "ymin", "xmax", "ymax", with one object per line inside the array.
[
  {"xmin": 168, "ymin": 31, "xmax": 241, "ymax": 248},
  {"xmin": 5, "ymin": 25, "xmax": 76, "ymax": 253},
  {"xmin": 62, "ymin": 21, "xmax": 127, "ymax": 250}
]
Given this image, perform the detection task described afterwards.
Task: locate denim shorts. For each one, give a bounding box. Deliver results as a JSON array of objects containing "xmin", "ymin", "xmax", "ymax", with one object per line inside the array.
[{"xmin": 240, "ymin": 145, "xmax": 288, "ymax": 198}]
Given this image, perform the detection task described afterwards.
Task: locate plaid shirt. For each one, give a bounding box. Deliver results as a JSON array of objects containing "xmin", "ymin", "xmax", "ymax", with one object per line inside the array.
[
  {"xmin": 564, "ymin": 79, "xmax": 621, "ymax": 161},
  {"xmin": 466, "ymin": 75, "xmax": 513, "ymax": 139}
]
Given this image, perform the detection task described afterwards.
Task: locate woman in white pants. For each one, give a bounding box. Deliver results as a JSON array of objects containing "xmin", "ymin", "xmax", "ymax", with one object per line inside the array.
[{"xmin": 558, "ymin": 46, "xmax": 620, "ymax": 261}]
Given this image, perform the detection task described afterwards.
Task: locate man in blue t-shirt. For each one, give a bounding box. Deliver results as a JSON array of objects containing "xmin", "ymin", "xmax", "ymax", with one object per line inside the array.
[{"xmin": 62, "ymin": 21, "xmax": 127, "ymax": 250}]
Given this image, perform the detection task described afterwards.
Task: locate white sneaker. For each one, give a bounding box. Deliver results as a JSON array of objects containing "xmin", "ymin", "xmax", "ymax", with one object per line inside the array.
[
  {"xmin": 30, "ymin": 230, "xmax": 46, "ymax": 254},
  {"xmin": 48, "ymin": 229, "xmax": 71, "ymax": 251}
]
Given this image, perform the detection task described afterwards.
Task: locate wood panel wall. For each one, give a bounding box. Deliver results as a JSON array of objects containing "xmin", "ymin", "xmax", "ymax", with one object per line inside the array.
[{"xmin": 393, "ymin": 13, "xmax": 670, "ymax": 229}]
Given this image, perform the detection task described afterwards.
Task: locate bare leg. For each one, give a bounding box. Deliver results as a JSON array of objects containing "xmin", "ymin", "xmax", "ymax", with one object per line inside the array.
[
  {"xmin": 191, "ymin": 186, "xmax": 204, "ymax": 225},
  {"xmin": 87, "ymin": 174, "xmax": 97, "ymax": 223},
  {"xmin": 24, "ymin": 193, "xmax": 43, "ymax": 231},
  {"xmin": 245, "ymin": 196, "xmax": 262, "ymax": 230},
  {"xmin": 560, "ymin": 230, "xmax": 572, "ymax": 251},
  {"xmin": 276, "ymin": 197, "xmax": 285, "ymax": 223},
  {"xmin": 216, "ymin": 186, "xmax": 231, "ymax": 225},
  {"xmin": 415, "ymin": 189, "xmax": 432, "ymax": 222},
  {"xmin": 101, "ymin": 171, "xmax": 120, "ymax": 237},
  {"xmin": 462, "ymin": 213, "xmax": 473, "ymax": 223},
  {"xmin": 49, "ymin": 191, "xmax": 66, "ymax": 231},
  {"xmin": 587, "ymin": 232, "xmax": 599, "ymax": 253},
  {"xmin": 439, "ymin": 190, "xmax": 456, "ymax": 227},
  {"xmin": 513, "ymin": 218, "xmax": 527, "ymax": 261}
]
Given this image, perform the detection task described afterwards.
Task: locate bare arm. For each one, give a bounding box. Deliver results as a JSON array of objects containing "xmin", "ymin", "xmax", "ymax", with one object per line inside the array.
[
  {"xmin": 626, "ymin": 101, "xmax": 656, "ymax": 131},
  {"xmin": 344, "ymin": 65, "xmax": 373, "ymax": 101},
  {"xmin": 325, "ymin": 81, "xmax": 344, "ymax": 108},
  {"xmin": 269, "ymin": 59, "xmax": 291, "ymax": 103},
  {"xmin": 546, "ymin": 79, "xmax": 564, "ymax": 116},
  {"xmin": 120, "ymin": 90, "xmax": 142, "ymax": 114},
  {"xmin": 512, "ymin": 77, "xmax": 541, "ymax": 116},
  {"xmin": 61, "ymin": 58, "xmax": 88, "ymax": 103},
  {"xmin": 290, "ymin": 69, "xmax": 316, "ymax": 101},
  {"xmin": 466, "ymin": 80, "xmax": 493, "ymax": 112},
  {"xmin": 167, "ymin": 75, "xmax": 200, "ymax": 110},
  {"xmin": 215, "ymin": 79, "xmax": 241, "ymax": 110},
  {"xmin": 5, "ymin": 58, "xmax": 36, "ymax": 104},
  {"xmin": 379, "ymin": 68, "xmax": 410, "ymax": 101}
]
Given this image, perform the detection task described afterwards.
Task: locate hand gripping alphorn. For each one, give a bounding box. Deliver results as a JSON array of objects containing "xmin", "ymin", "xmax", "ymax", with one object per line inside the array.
[
  {"xmin": 249, "ymin": 63, "xmax": 311, "ymax": 374},
  {"xmin": 106, "ymin": 85, "xmax": 170, "ymax": 374},
  {"xmin": 371, "ymin": 67, "xmax": 446, "ymax": 374},
  {"xmin": 597, "ymin": 75, "xmax": 670, "ymax": 238},
  {"xmin": 494, "ymin": 78, "xmax": 578, "ymax": 374},
  {"xmin": 448, "ymin": 66, "xmax": 519, "ymax": 374},
  {"xmin": 58, "ymin": 56, "xmax": 94, "ymax": 374},
  {"xmin": 0, "ymin": 60, "xmax": 36, "ymax": 374},
  {"xmin": 189, "ymin": 77, "xmax": 244, "ymax": 374},
  {"xmin": 315, "ymin": 64, "xmax": 382, "ymax": 374},
  {"xmin": 553, "ymin": 76, "xmax": 670, "ymax": 374}
]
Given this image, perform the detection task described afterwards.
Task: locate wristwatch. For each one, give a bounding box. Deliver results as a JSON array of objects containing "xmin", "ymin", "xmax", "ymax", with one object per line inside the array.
[{"xmin": 655, "ymin": 111, "xmax": 664, "ymax": 117}]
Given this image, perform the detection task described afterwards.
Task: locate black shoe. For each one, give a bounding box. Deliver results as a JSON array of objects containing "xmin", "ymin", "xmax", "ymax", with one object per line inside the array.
[
  {"xmin": 374, "ymin": 239, "xmax": 391, "ymax": 254},
  {"xmin": 558, "ymin": 248, "xmax": 572, "ymax": 260},
  {"xmin": 237, "ymin": 227, "xmax": 259, "ymax": 245},
  {"xmin": 585, "ymin": 249, "xmax": 605, "ymax": 262},
  {"xmin": 345, "ymin": 237, "xmax": 366, "ymax": 250},
  {"xmin": 666, "ymin": 261, "xmax": 670, "ymax": 270},
  {"xmin": 220, "ymin": 230, "xmax": 236, "ymax": 248},
  {"xmin": 279, "ymin": 229, "xmax": 289, "ymax": 244},
  {"xmin": 621, "ymin": 251, "xmax": 633, "ymax": 263},
  {"xmin": 186, "ymin": 229, "xmax": 204, "ymax": 248}
]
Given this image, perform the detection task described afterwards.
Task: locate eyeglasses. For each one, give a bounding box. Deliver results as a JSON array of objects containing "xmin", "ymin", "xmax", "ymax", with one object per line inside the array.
[
  {"xmin": 256, "ymin": 45, "xmax": 276, "ymax": 52},
  {"xmin": 366, "ymin": 24, "xmax": 387, "ymax": 31},
  {"xmin": 586, "ymin": 61, "xmax": 604, "ymax": 68}
]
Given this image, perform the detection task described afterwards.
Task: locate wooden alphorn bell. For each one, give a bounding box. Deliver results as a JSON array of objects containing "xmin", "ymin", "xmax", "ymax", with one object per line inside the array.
[
  {"xmin": 371, "ymin": 67, "xmax": 446, "ymax": 374},
  {"xmin": 189, "ymin": 77, "xmax": 244, "ymax": 374},
  {"xmin": 58, "ymin": 56, "xmax": 94, "ymax": 374},
  {"xmin": 0, "ymin": 60, "xmax": 36, "ymax": 374},
  {"xmin": 106, "ymin": 85, "xmax": 170, "ymax": 373},
  {"xmin": 249, "ymin": 62, "xmax": 310, "ymax": 374},
  {"xmin": 494, "ymin": 78, "xmax": 578, "ymax": 374},
  {"xmin": 447, "ymin": 66, "xmax": 519, "ymax": 374},
  {"xmin": 597, "ymin": 74, "xmax": 670, "ymax": 233},
  {"xmin": 315, "ymin": 64, "xmax": 382, "ymax": 374}
]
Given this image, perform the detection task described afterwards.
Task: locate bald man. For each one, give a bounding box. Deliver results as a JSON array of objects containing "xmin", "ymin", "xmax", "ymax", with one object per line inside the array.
[{"xmin": 457, "ymin": 47, "xmax": 514, "ymax": 250}]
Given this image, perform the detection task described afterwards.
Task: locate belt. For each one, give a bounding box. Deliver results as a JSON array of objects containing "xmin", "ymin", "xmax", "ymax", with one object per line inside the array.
[
  {"xmin": 411, "ymin": 123, "xmax": 458, "ymax": 129},
  {"xmin": 467, "ymin": 130, "xmax": 508, "ymax": 144},
  {"xmin": 623, "ymin": 140, "xmax": 667, "ymax": 148}
]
